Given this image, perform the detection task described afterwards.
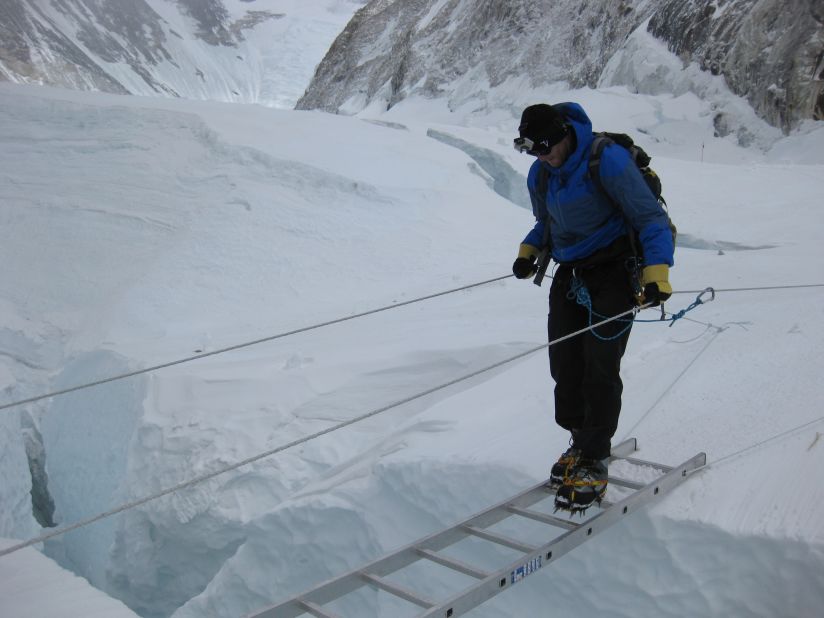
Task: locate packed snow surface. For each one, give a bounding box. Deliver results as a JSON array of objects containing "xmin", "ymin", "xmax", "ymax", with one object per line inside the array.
[{"xmin": 1, "ymin": 43, "xmax": 824, "ymax": 618}]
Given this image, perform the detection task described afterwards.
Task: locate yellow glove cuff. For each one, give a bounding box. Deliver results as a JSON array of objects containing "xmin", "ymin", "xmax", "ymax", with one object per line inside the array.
[
  {"xmin": 642, "ymin": 264, "xmax": 672, "ymax": 295},
  {"xmin": 518, "ymin": 243, "xmax": 539, "ymax": 259}
]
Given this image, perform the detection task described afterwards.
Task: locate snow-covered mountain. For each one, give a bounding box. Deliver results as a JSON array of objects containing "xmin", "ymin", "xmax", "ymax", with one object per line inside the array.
[
  {"xmin": 3, "ymin": 0, "xmax": 820, "ymax": 132},
  {"xmin": 0, "ymin": 0, "xmax": 367, "ymax": 108},
  {"xmin": 1, "ymin": 2, "xmax": 824, "ymax": 618},
  {"xmin": 297, "ymin": 0, "xmax": 823, "ymax": 134}
]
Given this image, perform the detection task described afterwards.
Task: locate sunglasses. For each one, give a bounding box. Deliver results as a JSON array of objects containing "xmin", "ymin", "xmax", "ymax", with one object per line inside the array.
[{"xmin": 513, "ymin": 136, "xmax": 554, "ymax": 156}]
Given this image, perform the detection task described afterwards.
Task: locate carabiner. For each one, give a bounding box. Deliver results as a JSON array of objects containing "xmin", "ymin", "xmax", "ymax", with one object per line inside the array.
[{"xmin": 697, "ymin": 287, "xmax": 716, "ymax": 304}]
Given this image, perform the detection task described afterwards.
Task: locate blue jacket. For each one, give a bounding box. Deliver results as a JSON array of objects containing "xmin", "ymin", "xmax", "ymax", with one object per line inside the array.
[{"xmin": 522, "ymin": 103, "xmax": 674, "ymax": 267}]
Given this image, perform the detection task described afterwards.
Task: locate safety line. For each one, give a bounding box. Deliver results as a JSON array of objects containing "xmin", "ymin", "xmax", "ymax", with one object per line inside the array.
[
  {"xmin": 0, "ymin": 302, "xmax": 645, "ymax": 559},
  {"xmin": 3, "ymin": 279, "xmax": 821, "ymax": 414},
  {"xmin": 619, "ymin": 325, "xmax": 725, "ymax": 441},
  {"xmin": 709, "ymin": 415, "xmax": 824, "ymax": 468},
  {"xmin": 673, "ymin": 283, "xmax": 824, "ymax": 294},
  {"xmin": 1, "ymin": 276, "xmax": 819, "ymax": 558},
  {"xmin": 0, "ymin": 275, "xmax": 513, "ymax": 413}
]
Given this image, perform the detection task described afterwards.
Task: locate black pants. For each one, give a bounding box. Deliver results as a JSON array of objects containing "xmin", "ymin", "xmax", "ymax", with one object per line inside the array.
[{"xmin": 548, "ymin": 260, "xmax": 635, "ymax": 460}]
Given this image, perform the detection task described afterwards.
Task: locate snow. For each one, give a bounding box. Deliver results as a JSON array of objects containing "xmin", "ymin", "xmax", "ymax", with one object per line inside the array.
[
  {"xmin": 0, "ymin": 538, "xmax": 139, "ymax": 618},
  {"xmin": 5, "ymin": 0, "xmax": 365, "ymax": 109},
  {"xmin": 1, "ymin": 20, "xmax": 824, "ymax": 618}
]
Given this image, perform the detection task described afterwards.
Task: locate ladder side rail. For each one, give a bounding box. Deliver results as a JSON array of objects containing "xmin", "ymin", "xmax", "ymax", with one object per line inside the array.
[
  {"xmin": 417, "ymin": 451, "xmax": 707, "ymax": 618},
  {"xmin": 245, "ymin": 480, "xmax": 555, "ymax": 617},
  {"xmin": 422, "ymin": 436, "xmax": 636, "ymax": 547},
  {"xmin": 246, "ymin": 438, "xmax": 642, "ymax": 618}
]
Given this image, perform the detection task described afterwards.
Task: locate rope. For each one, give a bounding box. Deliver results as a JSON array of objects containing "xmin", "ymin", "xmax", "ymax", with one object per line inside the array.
[
  {"xmin": 619, "ymin": 325, "xmax": 725, "ymax": 441},
  {"xmin": 0, "ymin": 275, "xmax": 824, "ymax": 557},
  {"xmin": 0, "ymin": 302, "xmax": 645, "ymax": 559},
  {"xmin": 3, "ymin": 278, "xmax": 822, "ymax": 413},
  {"xmin": 673, "ymin": 283, "xmax": 824, "ymax": 295},
  {"xmin": 0, "ymin": 275, "xmax": 513, "ymax": 413},
  {"xmin": 664, "ymin": 288, "xmax": 714, "ymax": 327},
  {"xmin": 567, "ymin": 276, "xmax": 634, "ymax": 341},
  {"xmin": 568, "ymin": 274, "xmax": 714, "ymax": 338},
  {"xmin": 708, "ymin": 415, "xmax": 824, "ymax": 469}
]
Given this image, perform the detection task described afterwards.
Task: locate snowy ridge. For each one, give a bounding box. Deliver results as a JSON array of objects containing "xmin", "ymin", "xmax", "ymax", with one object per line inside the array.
[
  {"xmin": 3, "ymin": 0, "xmax": 820, "ymax": 130},
  {"xmin": 1, "ymin": 56, "xmax": 824, "ymax": 618},
  {"xmin": 0, "ymin": 0, "xmax": 366, "ymax": 108},
  {"xmin": 298, "ymin": 0, "xmax": 822, "ymax": 134}
]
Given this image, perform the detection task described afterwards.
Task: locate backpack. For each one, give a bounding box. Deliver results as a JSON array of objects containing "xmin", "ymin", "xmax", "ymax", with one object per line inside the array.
[{"xmin": 535, "ymin": 131, "xmax": 677, "ymax": 261}]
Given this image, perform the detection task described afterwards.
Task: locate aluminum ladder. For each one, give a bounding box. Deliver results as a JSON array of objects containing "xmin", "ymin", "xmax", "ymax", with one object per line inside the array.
[{"xmin": 246, "ymin": 438, "xmax": 706, "ymax": 618}]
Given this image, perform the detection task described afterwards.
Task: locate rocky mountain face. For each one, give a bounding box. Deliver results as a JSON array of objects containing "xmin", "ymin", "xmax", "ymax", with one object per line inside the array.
[
  {"xmin": 649, "ymin": 0, "xmax": 823, "ymax": 132},
  {"xmin": 2, "ymin": 0, "xmax": 820, "ymax": 131},
  {"xmin": 297, "ymin": 0, "xmax": 823, "ymax": 133},
  {"xmin": 297, "ymin": 0, "xmax": 657, "ymax": 113}
]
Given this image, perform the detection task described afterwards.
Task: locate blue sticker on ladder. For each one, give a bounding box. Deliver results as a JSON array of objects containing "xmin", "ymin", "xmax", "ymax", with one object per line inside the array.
[{"xmin": 510, "ymin": 556, "xmax": 542, "ymax": 584}]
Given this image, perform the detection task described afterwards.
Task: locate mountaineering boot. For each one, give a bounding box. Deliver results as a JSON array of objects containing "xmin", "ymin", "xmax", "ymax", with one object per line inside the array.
[
  {"xmin": 554, "ymin": 458, "xmax": 608, "ymax": 514},
  {"xmin": 548, "ymin": 446, "xmax": 581, "ymax": 489}
]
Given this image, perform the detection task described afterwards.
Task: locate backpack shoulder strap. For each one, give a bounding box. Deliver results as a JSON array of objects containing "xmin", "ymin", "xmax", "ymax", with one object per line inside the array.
[
  {"xmin": 535, "ymin": 164, "xmax": 552, "ymax": 248},
  {"xmin": 588, "ymin": 133, "xmax": 612, "ymax": 200},
  {"xmin": 536, "ymin": 164, "xmax": 549, "ymax": 210},
  {"xmin": 588, "ymin": 133, "xmax": 642, "ymax": 258}
]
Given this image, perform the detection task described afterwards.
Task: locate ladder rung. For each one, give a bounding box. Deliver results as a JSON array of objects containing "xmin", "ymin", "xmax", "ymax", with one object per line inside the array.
[
  {"xmin": 359, "ymin": 572, "xmax": 435, "ymax": 609},
  {"xmin": 608, "ymin": 476, "xmax": 645, "ymax": 490},
  {"xmin": 245, "ymin": 447, "xmax": 706, "ymax": 618},
  {"xmin": 506, "ymin": 505, "xmax": 580, "ymax": 530},
  {"xmin": 621, "ymin": 456, "xmax": 673, "ymax": 472},
  {"xmin": 297, "ymin": 599, "xmax": 342, "ymax": 618},
  {"xmin": 416, "ymin": 548, "xmax": 490, "ymax": 580},
  {"xmin": 415, "ymin": 451, "xmax": 707, "ymax": 618},
  {"xmin": 461, "ymin": 525, "xmax": 538, "ymax": 553}
]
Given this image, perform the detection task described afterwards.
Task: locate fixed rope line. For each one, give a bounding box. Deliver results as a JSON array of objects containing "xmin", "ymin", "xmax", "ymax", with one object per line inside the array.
[
  {"xmin": 708, "ymin": 415, "xmax": 824, "ymax": 469},
  {"xmin": 672, "ymin": 283, "xmax": 824, "ymax": 295},
  {"xmin": 0, "ymin": 274, "xmax": 513, "ymax": 413},
  {"xmin": 0, "ymin": 302, "xmax": 646, "ymax": 559},
  {"xmin": 3, "ymin": 279, "xmax": 820, "ymax": 414},
  {"xmin": 619, "ymin": 324, "xmax": 726, "ymax": 441},
  {"xmin": 0, "ymin": 278, "xmax": 816, "ymax": 557}
]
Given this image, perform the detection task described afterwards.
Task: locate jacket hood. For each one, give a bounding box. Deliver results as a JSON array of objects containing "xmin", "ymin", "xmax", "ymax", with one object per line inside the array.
[{"xmin": 542, "ymin": 102, "xmax": 593, "ymax": 176}]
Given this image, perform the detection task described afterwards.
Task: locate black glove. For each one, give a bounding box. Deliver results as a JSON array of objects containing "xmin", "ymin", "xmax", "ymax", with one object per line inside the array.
[
  {"xmin": 642, "ymin": 282, "xmax": 671, "ymax": 307},
  {"xmin": 512, "ymin": 256, "xmax": 537, "ymax": 279}
]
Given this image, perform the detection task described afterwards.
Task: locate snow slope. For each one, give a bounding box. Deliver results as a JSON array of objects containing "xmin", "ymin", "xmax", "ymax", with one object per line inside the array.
[
  {"xmin": 0, "ymin": 0, "xmax": 365, "ymax": 109},
  {"xmin": 1, "ymin": 52, "xmax": 824, "ymax": 618}
]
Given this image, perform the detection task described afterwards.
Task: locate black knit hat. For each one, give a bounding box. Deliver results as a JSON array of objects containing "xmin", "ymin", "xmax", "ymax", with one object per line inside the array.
[{"xmin": 518, "ymin": 104, "xmax": 568, "ymax": 148}]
